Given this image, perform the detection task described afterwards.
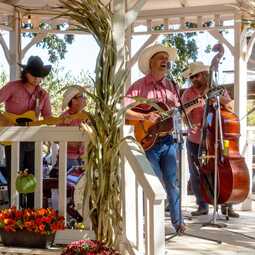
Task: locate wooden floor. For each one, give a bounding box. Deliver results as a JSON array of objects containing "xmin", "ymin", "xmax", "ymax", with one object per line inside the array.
[
  {"xmin": 0, "ymin": 203, "xmax": 254, "ymax": 254},
  {"xmin": 165, "ymin": 204, "xmax": 255, "ymax": 255}
]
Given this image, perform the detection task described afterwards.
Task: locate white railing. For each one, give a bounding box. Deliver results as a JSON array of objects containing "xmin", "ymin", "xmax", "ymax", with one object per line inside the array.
[
  {"xmin": 120, "ymin": 126, "xmax": 166, "ymax": 255},
  {"xmin": 0, "ymin": 126, "xmax": 85, "ymax": 220},
  {"xmin": 0, "ymin": 125, "xmax": 166, "ymax": 255}
]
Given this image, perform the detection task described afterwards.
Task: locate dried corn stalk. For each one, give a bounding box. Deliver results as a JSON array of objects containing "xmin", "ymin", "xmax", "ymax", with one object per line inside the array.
[{"xmin": 59, "ymin": 0, "xmax": 128, "ymax": 249}]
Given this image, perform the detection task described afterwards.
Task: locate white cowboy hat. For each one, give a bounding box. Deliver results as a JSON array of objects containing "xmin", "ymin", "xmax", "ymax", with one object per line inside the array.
[
  {"xmin": 182, "ymin": 61, "xmax": 210, "ymax": 79},
  {"xmin": 62, "ymin": 85, "xmax": 86, "ymax": 110},
  {"xmin": 138, "ymin": 44, "xmax": 177, "ymax": 75}
]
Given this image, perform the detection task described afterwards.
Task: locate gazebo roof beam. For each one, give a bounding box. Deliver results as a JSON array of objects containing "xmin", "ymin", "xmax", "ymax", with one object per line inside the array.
[
  {"xmin": 132, "ymin": 25, "xmax": 234, "ymax": 36},
  {"xmin": 0, "ymin": 2, "xmax": 14, "ymax": 15},
  {"xmin": 137, "ymin": 4, "xmax": 237, "ymax": 20},
  {"xmin": 179, "ymin": 0, "xmax": 188, "ymax": 8}
]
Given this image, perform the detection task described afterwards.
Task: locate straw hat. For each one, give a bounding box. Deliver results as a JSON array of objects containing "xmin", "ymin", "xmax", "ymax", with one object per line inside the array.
[
  {"xmin": 19, "ymin": 56, "xmax": 52, "ymax": 78},
  {"xmin": 182, "ymin": 61, "xmax": 210, "ymax": 79},
  {"xmin": 138, "ymin": 44, "xmax": 177, "ymax": 74},
  {"xmin": 62, "ymin": 85, "xmax": 86, "ymax": 110}
]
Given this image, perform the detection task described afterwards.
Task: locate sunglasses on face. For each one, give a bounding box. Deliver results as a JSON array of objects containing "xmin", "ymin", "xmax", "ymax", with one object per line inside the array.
[
  {"xmin": 73, "ymin": 94, "xmax": 85, "ymax": 100},
  {"xmin": 190, "ymin": 73, "xmax": 200, "ymax": 80}
]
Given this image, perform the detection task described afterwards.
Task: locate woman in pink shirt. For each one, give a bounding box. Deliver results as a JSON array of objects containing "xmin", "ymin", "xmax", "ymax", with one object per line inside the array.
[
  {"xmin": 60, "ymin": 85, "xmax": 87, "ymax": 171},
  {"xmin": 0, "ymin": 56, "xmax": 52, "ymax": 208}
]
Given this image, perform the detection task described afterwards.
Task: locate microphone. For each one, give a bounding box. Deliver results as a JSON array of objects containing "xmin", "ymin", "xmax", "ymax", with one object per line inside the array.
[{"xmin": 167, "ymin": 61, "xmax": 172, "ymax": 70}]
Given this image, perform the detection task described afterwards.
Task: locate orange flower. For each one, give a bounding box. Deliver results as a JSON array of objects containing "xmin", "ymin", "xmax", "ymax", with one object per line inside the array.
[
  {"xmin": 37, "ymin": 208, "xmax": 47, "ymax": 216},
  {"xmin": 0, "ymin": 207, "xmax": 65, "ymax": 235}
]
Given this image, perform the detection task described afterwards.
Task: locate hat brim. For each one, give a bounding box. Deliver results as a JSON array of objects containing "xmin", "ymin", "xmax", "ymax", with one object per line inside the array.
[
  {"xmin": 138, "ymin": 45, "xmax": 177, "ymax": 75},
  {"xmin": 62, "ymin": 86, "xmax": 86, "ymax": 110},
  {"xmin": 182, "ymin": 65, "xmax": 210, "ymax": 79},
  {"xmin": 19, "ymin": 63, "xmax": 52, "ymax": 78}
]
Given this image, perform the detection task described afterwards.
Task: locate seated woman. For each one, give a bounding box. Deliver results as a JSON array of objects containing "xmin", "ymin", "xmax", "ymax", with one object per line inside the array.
[{"xmin": 60, "ymin": 85, "xmax": 87, "ymax": 171}]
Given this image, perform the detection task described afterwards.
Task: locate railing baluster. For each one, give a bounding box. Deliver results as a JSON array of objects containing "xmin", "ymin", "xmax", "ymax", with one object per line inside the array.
[
  {"xmin": 136, "ymin": 181, "xmax": 143, "ymax": 251},
  {"xmin": 58, "ymin": 141, "xmax": 67, "ymax": 222},
  {"xmin": 34, "ymin": 141, "xmax": 43, "ymax": 208},
  {"xmin": 11, "ymin": 142, "xmax": 19, "ymax": 207},
  {"xmin": 144, "ymin": 195, "xmax": 149, "ymax": 255}
]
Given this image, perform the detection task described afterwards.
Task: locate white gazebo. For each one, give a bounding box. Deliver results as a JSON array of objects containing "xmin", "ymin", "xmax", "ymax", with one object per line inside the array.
[{"xmin": 0, "ymin": 1, "xmax": 254, "ymax": 255}]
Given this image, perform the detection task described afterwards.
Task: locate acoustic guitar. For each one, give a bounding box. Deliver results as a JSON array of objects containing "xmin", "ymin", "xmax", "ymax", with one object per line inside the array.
[
  {"xmin": 0, "ymin": 111, "xmax": 90, "ymax": 146},
  {"xmin": 0, "ymin": 110, "xmax": 90, "ymax": 126},
  {"xmin": 127, "ymin": 87, "xmax": 224, "ymax": 151}
]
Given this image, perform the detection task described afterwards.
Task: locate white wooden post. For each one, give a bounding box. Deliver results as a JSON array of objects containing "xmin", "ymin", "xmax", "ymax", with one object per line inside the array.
[
  {"xmin": 11, "ymin": 142, "xmax": 19, "ymax": 206},
  {"xmin": 58, "ymin": 141, "xmax": 67, "ymax": 220},
  {"xmin": 234, "ymin": 15, "xmax": 252, "ymax": 211},
  {"xmin": 123, "ymin": 158, "xmax": 138, "ymax": 246},
  {"xmin": 34, "ymin": 141, "xmax": 43, "ymax": 208},
  {"xmin": 234, "ymin": 15, "xmax": 247, "ymax": 152},
  {"xmin": 9, "ymin": 10, "xmax": 21, "ymax": 81}
]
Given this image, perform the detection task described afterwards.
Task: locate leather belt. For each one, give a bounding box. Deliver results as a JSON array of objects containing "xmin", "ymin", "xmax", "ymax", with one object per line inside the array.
[{"xmin": 158, "ymin": 132, "xmax": 171, "ymax": 138}]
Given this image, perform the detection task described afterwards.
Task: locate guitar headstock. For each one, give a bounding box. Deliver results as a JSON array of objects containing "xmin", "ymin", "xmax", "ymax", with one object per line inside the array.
[{"xmin": 207, "ymin": 86, "xmax": 225, "ymax": 99}]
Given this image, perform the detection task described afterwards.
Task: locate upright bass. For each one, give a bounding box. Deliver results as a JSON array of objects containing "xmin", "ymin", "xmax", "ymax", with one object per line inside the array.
[{"xmin": 199, "ymin": 43, "xmax": 250, "ymax": 205}]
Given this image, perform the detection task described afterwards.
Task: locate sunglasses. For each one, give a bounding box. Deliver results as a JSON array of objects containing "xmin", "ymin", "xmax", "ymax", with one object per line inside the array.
[
  {"xmin": 73, "ymin": 94, "xmax": 85, "ymax": 100},
  {"xmin": 190, "ymin": 73, "xmax": 200, "ymax": 80}
]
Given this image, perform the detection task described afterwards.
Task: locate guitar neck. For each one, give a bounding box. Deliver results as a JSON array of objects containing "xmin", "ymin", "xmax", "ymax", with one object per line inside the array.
[{"xmin": 30, "ymin": 111, "xmax": 90, "ymax": 126}]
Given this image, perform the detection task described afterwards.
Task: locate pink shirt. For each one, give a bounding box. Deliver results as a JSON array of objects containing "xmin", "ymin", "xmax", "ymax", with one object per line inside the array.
[
  {"xmin": 181, "ymin": 86, "xmax": 231, "ymax": 144},
  {"xmin": 60, "ymin": 110, "xmax": 85, "ymax": 160},
  {"xmin": 125, "ymin": 74, "xmax": 179, "ymax": 109},
  {"xmin": 0, "ymin": 80, "xmax": 51, "ymax": 118}
]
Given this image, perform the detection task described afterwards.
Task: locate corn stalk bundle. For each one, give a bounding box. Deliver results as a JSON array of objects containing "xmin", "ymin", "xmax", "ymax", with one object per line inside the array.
[{"xmin": 59, "ymin": 0, "xmax": 128, "ymax": 248}]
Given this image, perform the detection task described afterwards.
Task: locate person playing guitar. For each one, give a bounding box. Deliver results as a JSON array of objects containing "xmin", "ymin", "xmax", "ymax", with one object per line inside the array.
[
  {"xmin": 0, "ymin": 55, "xmax": 52, "ymax": 208},
  {"xmin": 181, "ymin": 60, "xmax": 239, "ymax": 218},
  {"xmin": 125, "ymin": 44, "xmax": 186, "ymax": 234}
]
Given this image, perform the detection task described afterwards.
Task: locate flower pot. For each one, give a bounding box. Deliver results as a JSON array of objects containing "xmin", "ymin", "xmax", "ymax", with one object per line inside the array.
[{"xmin": 0, "ymin": 230, "xmax": 55, "ymax": 249}]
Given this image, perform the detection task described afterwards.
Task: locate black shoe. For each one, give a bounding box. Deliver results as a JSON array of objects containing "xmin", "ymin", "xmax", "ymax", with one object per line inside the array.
[
  {"xmin": 191, "ymin": 208, "xmax": 208, "ymax": 216},
  {"xmin": 175, "ymin": 223, "xmax": 186, "ymax": 234},
  {"xmin": 221, "ymin": 207, "xmax": 239, "ymax": 218}
]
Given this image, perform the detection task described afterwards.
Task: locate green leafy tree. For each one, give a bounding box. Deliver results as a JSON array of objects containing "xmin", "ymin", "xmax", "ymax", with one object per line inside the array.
[
  {"xmin": 22, "ymin": 23, "xmax": 74, "ymax": 63},
  {"xmin": 0, "ymin": 65, "xmax": 93, "ymax": 116},
  {"xmin": 162, "ymin": 32, "xmax": 198, "ymax": 85},
  {"xmin": 247, "ymin": 100, "xmax": 255, "ymax": 126}
]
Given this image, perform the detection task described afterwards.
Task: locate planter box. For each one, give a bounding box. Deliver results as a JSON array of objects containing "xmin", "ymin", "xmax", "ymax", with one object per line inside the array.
[{"xmin": 0, "ymin": 230, "xmax": 55, "ymax": 249}]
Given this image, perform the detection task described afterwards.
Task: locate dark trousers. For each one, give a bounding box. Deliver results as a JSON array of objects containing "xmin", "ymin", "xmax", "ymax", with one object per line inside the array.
[
  {"xmin": 186, "ymin": 140, "xmax": 234, "ymax": 211},
  {"xmin": 4, "ymin": 142, "xmax": 35, "ymax": 208}
]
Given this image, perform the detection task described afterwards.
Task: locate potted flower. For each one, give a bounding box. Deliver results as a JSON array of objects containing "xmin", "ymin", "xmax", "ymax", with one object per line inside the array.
[
  {"xmin": 61, "ymin": 239, "xmax": 120, "ymax": 255},
  {"xmin": 0, "ymin": 207, "xmax": 65, "ymax": 248}
]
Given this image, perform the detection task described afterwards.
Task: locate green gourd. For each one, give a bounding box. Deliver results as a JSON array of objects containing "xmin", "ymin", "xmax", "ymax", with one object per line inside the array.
[{"xmin": 16, "ymin": 169, "xmax": 37, "ymax": 194}]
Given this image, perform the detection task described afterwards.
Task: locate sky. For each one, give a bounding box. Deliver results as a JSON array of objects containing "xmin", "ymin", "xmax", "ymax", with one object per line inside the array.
[{"xmin": 0, "ymin": 29, "xmax": 236, "ymax": 85}]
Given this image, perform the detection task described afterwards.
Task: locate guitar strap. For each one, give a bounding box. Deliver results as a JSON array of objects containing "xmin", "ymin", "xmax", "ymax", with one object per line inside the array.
[{"xmin": 34, "ymin": 88, "xmax": 43, "ymax": 120}]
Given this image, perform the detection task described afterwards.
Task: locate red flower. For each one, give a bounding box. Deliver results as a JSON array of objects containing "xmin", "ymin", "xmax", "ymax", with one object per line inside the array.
[
  {"xmin": 0, "ymin": 207, "xmax": 65, "ymax": 235},
  {"xmin": 61, "ymin": 240, "xmax": 120, "ymax": 255}
]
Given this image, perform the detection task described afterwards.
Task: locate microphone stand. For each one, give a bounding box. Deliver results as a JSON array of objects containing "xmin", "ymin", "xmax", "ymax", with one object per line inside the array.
[
  {"xmin": 198, "ymin": 70, "xmax": 227, "ymax": 228},
  {"xmin": 166, "ymin": 79, "xmax": 221, "ymax": 243}
]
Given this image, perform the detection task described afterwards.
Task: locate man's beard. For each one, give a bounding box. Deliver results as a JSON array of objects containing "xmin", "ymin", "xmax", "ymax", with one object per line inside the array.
[{"xmin": 193, "ymin": 80, "xmax": 207, "ymax": 90}]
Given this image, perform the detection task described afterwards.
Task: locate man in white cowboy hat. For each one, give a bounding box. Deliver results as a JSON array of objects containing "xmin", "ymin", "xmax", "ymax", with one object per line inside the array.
[
  {"xmin": 59, "ymin": 85, "xmax": 87, "ymax": 171},
  {"xmin": 125, "ymin": 44, "xmax": 186, "ymax": 234},
  {"xmin": 0, "ymin": 55, "xmax": 52, "ymax": 208},
  {"xmin": 181, "ymin": 61, "xmax": 239, "ymax": 218}
]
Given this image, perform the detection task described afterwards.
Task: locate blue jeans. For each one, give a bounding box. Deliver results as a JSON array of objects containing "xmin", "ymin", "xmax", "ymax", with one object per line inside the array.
[
  {"xmin": 186, "ymin": 140, "xmax": 208, "ymax": 210},
  {"xmin": 146, "ymin": 135, "xmax": 182, "ymax": 229}
]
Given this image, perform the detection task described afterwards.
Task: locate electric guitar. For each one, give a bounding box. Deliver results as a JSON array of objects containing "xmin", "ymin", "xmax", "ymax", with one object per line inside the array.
[{"xmin": 127, "ymin": 87, "xmax": 225, "ymax": 151}]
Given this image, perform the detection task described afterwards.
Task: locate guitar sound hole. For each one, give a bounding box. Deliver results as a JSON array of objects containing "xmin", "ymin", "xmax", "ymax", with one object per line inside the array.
[{"xmin": 16, "ymin": 118, "xmax": 33, "ymax": 126}]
